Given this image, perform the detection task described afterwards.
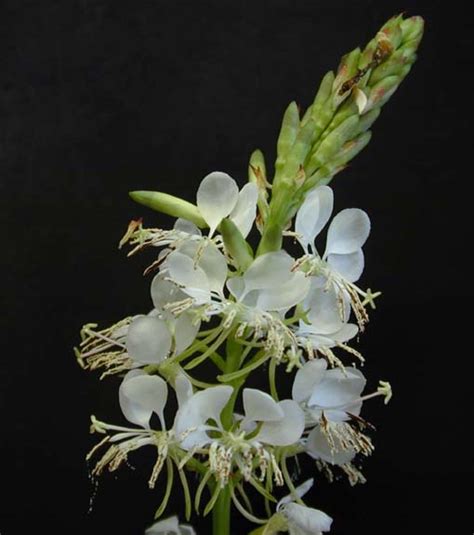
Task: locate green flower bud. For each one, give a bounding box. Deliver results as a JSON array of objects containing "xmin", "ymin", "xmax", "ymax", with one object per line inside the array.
[
  {"xmin": 220, "ymin": 218, "xmax": 254, "ymax": 271},
  {"xmin": 281, "ymin": 118, "xmax": 315, "ymax": 182},
  {"xmin": 275, "ymin": 101, "xmax": 300, "ymax": 181},
  {"xmin": 378, "ymin": 14, "xmax": 404, "ymax": 50},
  {"xmin": 249, "ymin": 149, "xmax": 270, "ymax": 228},
  {"xmin": 129, "ymin": 191, "xmax": 206, "ymax": 227},
  {"xmin": 401, "ymin": 15, "xmax": 425, "ymax": 45}
]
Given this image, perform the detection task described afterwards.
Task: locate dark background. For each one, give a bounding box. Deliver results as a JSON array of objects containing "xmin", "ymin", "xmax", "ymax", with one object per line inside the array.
[{"xmin": 1, "ymin": 1, "xmax": 471, "ymax": 533}]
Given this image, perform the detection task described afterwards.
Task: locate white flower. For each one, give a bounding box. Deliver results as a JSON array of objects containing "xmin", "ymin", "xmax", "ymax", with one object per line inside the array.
[
  {"xmin": 294, "ymin": 283, "xmax": 360, "ymax": 365},
  {"xmin": 294, "ymin": 186, "xmax": 375, "ymax": 328},
  {"xmin": 305, "ymin": 426, "xmax": 356, "ymax": 466},
  {"xmin": 292, "ymin": 359, "xmax": 366, "ymax": 424},
  {"xmin": 90, "ymin": 372, "xmax": 193, "ymax": 488},
  {"xmin": 196, "ymin": 171, "xmax": 258, "ymax": 238},
  {"xmin": 145, "ymin": 515, "xmax": 195, "ymax": 535},
  {"xmin": 277, "ymin": 479, "xmax": 333, "ymax": 535},
  {"xmin": 173, "ymin": 386, "xmax": 305, "ymax": 486}
]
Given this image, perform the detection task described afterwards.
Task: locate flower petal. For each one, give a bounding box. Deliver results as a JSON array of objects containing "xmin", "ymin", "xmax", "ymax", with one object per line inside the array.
[
  {"xmin": 243, "ymin": 388, "xmax": 284, "ymax": 423},
  {"xmin": 306, "ymin": 426, "xmax": 356, "ymax": 465},
  {"xmin": 258, "ymin": 400, "xmax": 305, "ymax": 446},
  {"xmin": 292, "ymin": 359, "xmax": 328, "ymax": 403},
  {"xmin": 174, "ymin": 386, "xmax": 233, "ymax": 449},
  {"xmin": 327, "ymin": 249, "xmax": 365, "ymax": 282},
  {"xmin": 179, "ymin": 526, "xmax": 196, "ymax": 535},
  {"xmin": 256, "ymin": 272, "xmax": 311, "ymax": 311},
  {"xmin": 283, "ymin": 502, "xmax": 333, "ymax": 534},
  {"xmin": 179, "ymin": 240, "xmax": 228, "ymax": 296},
  {"xmin": 243, "ymin": 251, "xmax": 295, "ymax": 294},
  {"xmin": 174, "ymin": 218, "xmax": 202, "ymax": 236},
  {"xmin": 126, "ymin": 316, "xmax": 172, "ymax": 364},
  {"xmin": 151, "ymin": 275, "xmax": 187, "ymax": 310},
  {"xmin": 330, "ymin": 323, "xmax": 358, "ymax": 343},
  {"xmin": 174, "ymin": 373, "xmax": 193, "ymax": 407},
  {"xmin": 145, "ymin": 516, "xmax": 180, "ymax": 534},
  {"xmin": 226, "ymin": 276, "xmax": 245, "ymax": 300},
  {"xmin": 196, "ymin": 171, "xmax": 239, "ymax": 236},
  {"xmin": 305, "ymin": 287, "xmax": 346, "ymax": 335},
  {"xmin": 173, "ymin": 312, "xmax": 200, "ymax": 355},
  {"xmin": 119, "ymin": 374, "xmax": 168, "ymax": 429},
  {"xmin": 295, "ymin": 186, "xmax": 334, "ymax": 251},
  {"xmin": 230, "ymin": 182, "xmax": 258, "ymax": 238},
  {"xmin": 163, "ymin": 251, "xmax": 211, "ymax": 304},
  {"xmin": 308, "ymin": 367, "xmax": 366, "ymax": 418},
  {"xmin": 325, "ymin": 208, "xmax": 370, "ymax": 256}
]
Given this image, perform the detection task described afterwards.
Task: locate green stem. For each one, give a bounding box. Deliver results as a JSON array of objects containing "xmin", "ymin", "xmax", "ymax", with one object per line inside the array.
[{"xmin": 212, "ymin": 485, "xmax": 231, "ymax": 535}]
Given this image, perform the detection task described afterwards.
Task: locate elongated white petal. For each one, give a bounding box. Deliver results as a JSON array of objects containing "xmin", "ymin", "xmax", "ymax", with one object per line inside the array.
[
  {"xmin": 243, "ymin": 251, "xmax": 295, "ymax": 293},
  {"xmin": 119, "ymin": 374, "xmax": 168, "ymax": 429},
  {"xmin": 256, "ymin": 272, "xmax": 311, "ymax": 311},
  {"xmin": 308, "ymin": 367, "xmax": 366, "ymax": 411},
  {"xmin": 174, "ymin": 386, "xmax": 233, "ymax": 449},
  {"xmin": 325, "ymin": 208, "xmax": 370, "ymax": 256},
  {"xmin": 283, "ymin": 502, "xmax": 333, "ymax": 534},
  {"xmin": 179, "ymin": 526, "xmax": 196, "ymax": 535},
  {"xmin": 292, "ymin": 359, "xmax": 328, "ymax": 403},
  {"xmin": 243, "ymin": 388, "xmax": 284, "ymax": 423},
  {"xmin": 230, "ymin": 182, "xmax": 258, "ymax": 238},
  {"xmin": 196, "ymin": 171, "xmax": 239, "ymax": 236},
  {"xmin": 306, "ymin": 426, "xmax": 356, "ymax": 465},
  {"xmin": 145, "ymin": 516, "xmax": 180, "ymax": 534},
  {"xmin": 126, "ymin": 316, "xmax": 172, "ymax": 364},
  {"xmin": 327, "ymin": 249, "xmax": 365, "ymax": 282},
  {"xmin": 179, "ymin": 240, "xmax": 228, "ymax": 296},
  {"xmin": 258, "ymin": 400, "xmax": 305, "ymax": 446},
  {"xmin": 174, "ymin": 373, "xmax": 194, "ymax": 408},
  {"xmin": 164, "ymin": 251, "xmax": 210, "ymax": 303},
  {"xmin": 173, "ymin": 313, "xmax": 200, "ymax": 355},
  {"xmin": 278, "ymin": 478, "xmax": 314, "ymax": 509},
  {"xmin": 174, "ymin": 218, "xmax": 202, "ymax": 236},
  {"xmin": 151, "ymin": 276, "xmax": 187, "ymax": 310},
  {"xmin": 295, "ymin": 186, "xmax": 334, "ymax": 251},
  {"xmin": 305, "ymin": 287, "xmax": 346, "ymax": 335}
]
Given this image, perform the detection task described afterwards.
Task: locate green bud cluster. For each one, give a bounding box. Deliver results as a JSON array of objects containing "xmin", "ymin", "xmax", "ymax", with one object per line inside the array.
[{"xmin": 257, "ymin": 14, "xmax": 424, "ymax": 254}]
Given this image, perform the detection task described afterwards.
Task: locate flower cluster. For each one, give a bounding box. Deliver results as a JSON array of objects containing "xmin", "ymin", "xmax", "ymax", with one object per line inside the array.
[
  {"xmin": 77, "ymin": 13, "xmax": 423, "ymax": 533},
  {"xmin": 79, "ymin": 171, "xmax": 390, "ymax": 533}
]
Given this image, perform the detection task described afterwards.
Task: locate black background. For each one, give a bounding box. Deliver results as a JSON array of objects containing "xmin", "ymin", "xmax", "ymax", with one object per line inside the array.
[{"xmin": 1, "ymin": 1, "xmax": 471, "ymax": 534}]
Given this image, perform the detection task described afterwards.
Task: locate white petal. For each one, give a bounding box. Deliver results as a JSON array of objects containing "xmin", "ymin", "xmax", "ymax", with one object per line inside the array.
[
  {"xmin": 283, "ymin": 502, "xmax": 333, "ymax": 534},
  {"xmin": 126, "ymin": 316, "xmax": 172, "ymax": 364},
  {"xmin": 327, "ymin": 249, "xmax": 365, "ymax": 282},
  {"xmin": 243, "ymin": 251, "xmax": 294, "ymax": 294},
  {"xmin": 174, "ymin": 386, "xmax": 233, "ymax": 449},
  {"xmin": 278, "ymin": 478, "xmax": 314, "ymax": 509},
  {"xmin": 330, "ymin": 323, "xmax": 358, "ymax": 343},
  {"xmin": 179, "ymin": 240, "xmax": 228, "ymax": 296},
  {"xmin": 325, "ymin": 208, "xmax": 370, "ymax": 256},
  {"xmin": 229, "ymin": 182, "xmax": 258, "ymax": 238},
  {"xmin": 174, "ymin": 218, "xmax": 202, "ymax": 236},
  {"xmin": 308, "ymin": 367, "xmax": 366, "ymax": 414},
  {"xmin": 258, "ymin": 400, "xmax": 305, "ymax": 446},
  {"xmin": 306, "ymin": 426, "xmax": 356, "ymax": 465},
  {"xmin": 226, "ymin": 276, "xmax": 245, "ymax": 300},
  {"xmin": 173, "ymin": 313, "xmax": 200, "ymax": 355},
  {"xmin": 119, "ymin": 374, "xmax": 168, "ymax": 429},
  {"xmin": 292, "ymin": 359, "xmax": 328, "ymax": 403},
  {"xmin": 174, "ymin": 373, "xmax": 193, "ymax": 407},
  {"xmin": 151, "ymin": 275, "xmax": 187, "ymax": 310},
  {"xmin": 305, "ymin": 287, "xmax": 346, "ymax": 335},
  {"xmin": 243, "ymin": 388, "xmax": 284, "ymax": 423},
  {"xmin": 196, "ymin": 171, "xmax": 239, "ymax": 236},
  {"xmin": 179, "ymin": 526, "xmax": 196, "ymax": 535},
  {"xmin": 145, "ymin": 516, "xmax": 180, "ymax": 534},
  {"xmin": 256, "ymin": 272, "xmax": 310, "ymax": 311},
  {"xmin": 164, "ymin": 251, "xmax": 210, "ymax": 303},
  {"xmin": 295, "ymin": 186, "xmax": 334, "ymax": 251}
]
